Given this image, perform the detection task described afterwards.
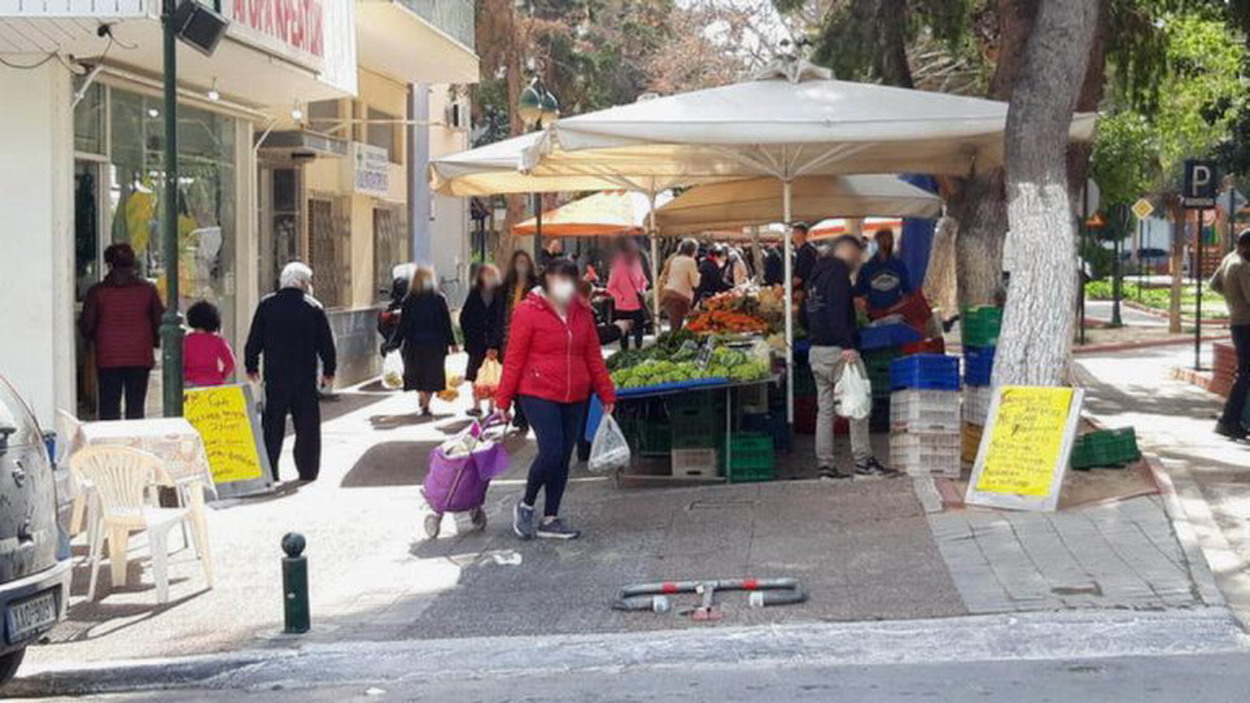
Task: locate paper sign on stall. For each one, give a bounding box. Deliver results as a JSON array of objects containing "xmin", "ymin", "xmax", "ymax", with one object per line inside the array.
[
  {"xmin": 965, "ymin": 386, "xmax": 1084, "ymax": 512},
  {"xmin": 183, "ymin": 384, "xmax": 274, "ymax": 498}
]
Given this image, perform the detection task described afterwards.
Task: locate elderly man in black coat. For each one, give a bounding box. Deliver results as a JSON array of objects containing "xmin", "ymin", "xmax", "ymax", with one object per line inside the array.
[{"xmin": 245, "ymin": 262, "xmax": 337, "ymax": 482}]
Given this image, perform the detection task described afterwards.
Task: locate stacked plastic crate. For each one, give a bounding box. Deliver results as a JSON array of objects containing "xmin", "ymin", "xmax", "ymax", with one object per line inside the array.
[
  {"xmin": 863, "ymin": 347, "xmax": 900, "ymax": 433},
  {"xmin": 668, "ymin": 391, "xmax": 723, "ymax": 478},
  {"xmin": 888, "ymin": 354, "xmax": 962, "ymax": 477},
  {"xmin": 960, "ymin": 306, "xmax": 1002, "ymax": 463}
]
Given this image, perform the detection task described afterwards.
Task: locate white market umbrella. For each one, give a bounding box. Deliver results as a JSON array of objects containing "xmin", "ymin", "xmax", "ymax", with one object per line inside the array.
[
  {"xmin": 514, "ymin": 190, "xmax": 673, "ymax": 237},
  {"xmin": 436, "ymin": 58, "xmax": 1095, "ymax": 422},
  {"xmin": 654, "ymin": 175, "xmax": 940, "ymax": 235},
  {"xmin": 520, "ymin": 59, "xmax": 1093, "ymax": 423}
]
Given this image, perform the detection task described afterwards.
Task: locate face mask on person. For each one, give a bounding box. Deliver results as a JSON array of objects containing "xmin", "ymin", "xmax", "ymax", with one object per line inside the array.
[{"xmin": 549, "ymin": 278, "xmax": 577, "ymax": 305}]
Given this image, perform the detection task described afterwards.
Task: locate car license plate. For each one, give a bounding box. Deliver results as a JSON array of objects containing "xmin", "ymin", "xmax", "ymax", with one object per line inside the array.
[{"xmin": 6, "ymin": 590, "xmax": 57, "ymax": 644}]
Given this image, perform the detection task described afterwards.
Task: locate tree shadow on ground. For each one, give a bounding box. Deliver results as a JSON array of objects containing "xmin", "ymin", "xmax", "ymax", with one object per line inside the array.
[{"xmin": 341, "ymin": 440, "xmax": 440, "ymax": 488}]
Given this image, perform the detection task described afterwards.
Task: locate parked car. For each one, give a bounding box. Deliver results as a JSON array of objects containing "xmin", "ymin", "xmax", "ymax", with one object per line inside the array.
[{"xmin": 0, "ymin": 376, "xmax": 70, "ymax": 687}]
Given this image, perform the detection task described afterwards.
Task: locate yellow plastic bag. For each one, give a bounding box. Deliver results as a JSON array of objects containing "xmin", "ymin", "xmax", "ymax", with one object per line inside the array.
[
  {"xmin": 438, "ymin": 360, "xmax": 463, "ymax": 402},
  {"xmin": 474, "ymin": 358, "xmax": 502, "ymax": 400}
]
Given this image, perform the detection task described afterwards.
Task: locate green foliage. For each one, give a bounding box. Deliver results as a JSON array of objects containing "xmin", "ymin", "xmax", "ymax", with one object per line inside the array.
[{"xmin": 1095, "ymin": 11, "xmax": 1244, "ymax": 198}]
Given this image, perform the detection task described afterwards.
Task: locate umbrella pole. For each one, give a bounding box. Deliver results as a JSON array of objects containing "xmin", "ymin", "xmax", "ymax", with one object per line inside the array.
[
  {"xmin": 783, "ymin": 179, "xmax": 794, "ymax": 425},
  {"xmin": 648, "ymin": 189, "xmax": 661, "ymax": 327}
]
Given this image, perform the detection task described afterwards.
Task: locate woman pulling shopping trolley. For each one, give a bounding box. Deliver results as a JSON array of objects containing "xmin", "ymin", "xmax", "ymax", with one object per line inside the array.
[{"xmin": 496, "ymin": 258, "xmax": 616, "ymax": 541}]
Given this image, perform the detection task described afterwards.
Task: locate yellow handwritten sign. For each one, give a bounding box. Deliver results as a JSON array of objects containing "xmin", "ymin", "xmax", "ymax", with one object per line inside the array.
[
  {"xmin": 183, "ymin": 385, "xmax": 266, "ymax": 485},
  {"xmin": 974, "ymin": 386, "xmax": 1076, "ymax": 497}
]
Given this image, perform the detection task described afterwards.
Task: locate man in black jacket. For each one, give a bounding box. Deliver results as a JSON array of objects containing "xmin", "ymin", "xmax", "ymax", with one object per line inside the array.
[
  {"xmin": 792, "ymin": 223, "xmax": 818, "ymax": 291},
  {"xmin": 245, "ymin": 262, "xmax": 337, "ymax": 482},
  {"xmin": 802, "ymin": 236, "xmax": 894, "ymax": 480}
]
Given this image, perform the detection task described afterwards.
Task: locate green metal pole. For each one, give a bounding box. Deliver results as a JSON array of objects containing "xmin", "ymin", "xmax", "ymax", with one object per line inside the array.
[
  {"xmin": 282, "ymin": 533, "xmax": 310, "ymax": 633},
  {"xmin": 160, "ymin": 0, "xmax": 184, "ymax": 417}
]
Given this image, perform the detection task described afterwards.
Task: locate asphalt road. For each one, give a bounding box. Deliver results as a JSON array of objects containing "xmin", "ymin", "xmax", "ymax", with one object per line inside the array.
[
  {"xmin": 33, "ymin": 651, "xmax": 1250, "ymax": 702},
  {"xmin": 1083, "ymin": 299, "xmax": 1168, "ymax": 327}
]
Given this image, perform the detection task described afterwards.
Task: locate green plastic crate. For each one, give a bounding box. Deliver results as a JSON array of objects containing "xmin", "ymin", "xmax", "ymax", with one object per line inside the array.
[
  {"xmin": 668, "ymin": 391, "xmax": 722, "ymax": 449},
  {"xmin": 1070, "ymin": 428, "xmax": 1140, "ymax": 469},
  {"xmin": 727, "ymin": 432, "xmax": 776, "ymax": 482},
  {"xmin": 637, "ymin": 417, "xmax": 673, "ymax": 456},
  {"xmin": 961, "ymin": 306, "xmax": 1003, "ymax": 348}
]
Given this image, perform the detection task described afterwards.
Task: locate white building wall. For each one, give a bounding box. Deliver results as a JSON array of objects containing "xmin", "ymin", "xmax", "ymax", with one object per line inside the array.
[
  {"xmin": 427, "ymin": 83, "xmax": 470, "ymax": 304},
  {"xmin": 0, "ymin": 61, "xmax": 75, "ymax": 426}
]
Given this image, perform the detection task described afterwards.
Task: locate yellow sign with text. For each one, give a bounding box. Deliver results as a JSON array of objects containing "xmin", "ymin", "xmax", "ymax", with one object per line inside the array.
[
  {"xmin": 183, "ymin": 385, "xmax": 266, "ymax": 485},
  {"xmin": 974, "ymin": 386, "xmax": 1075, "ymax": 497}
]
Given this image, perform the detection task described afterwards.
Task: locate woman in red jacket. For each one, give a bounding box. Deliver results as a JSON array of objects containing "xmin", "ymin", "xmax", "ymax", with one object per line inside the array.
[{"xmin": 497, "ymin": 258, "xmax": 616, "ymax": 540}]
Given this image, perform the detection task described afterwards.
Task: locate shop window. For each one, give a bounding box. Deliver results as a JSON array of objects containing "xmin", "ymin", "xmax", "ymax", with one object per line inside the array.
[
  {"xmin": 308, "ymin": 195, "xmax": 352, "ymax": 309},
  {"xmin": 367, "ymin": 107, "xmax": 402, "ymax": 165},
  {"xmin": 373, "ymin": 206, "xmax": 409, "ymax": 299},
  {"xmin": 106, "ymin": 88, "xmax": 238, "ymax": 342},
  {"xmin": 307, "ymin": 99, "xmax": 345, "ymax": 136},
  {"xmin": 73, "ymin": 82, "xmax": 106, "ymax": 156}
]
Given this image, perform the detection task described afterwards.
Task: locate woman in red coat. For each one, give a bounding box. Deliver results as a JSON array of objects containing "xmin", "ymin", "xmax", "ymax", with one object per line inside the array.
[{"xmin": 497, "ymin": 258, "xmax": 616, "ymax": 540}]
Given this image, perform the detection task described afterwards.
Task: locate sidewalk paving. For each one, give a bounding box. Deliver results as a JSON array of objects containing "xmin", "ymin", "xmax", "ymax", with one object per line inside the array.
[
  {"xmin": 1075, "ymin": 344, "xmax": 1250, "ymax": 622},
  {"xmin": 20, "ymin": 348, "xmax": 1227, "ymax": 674}
]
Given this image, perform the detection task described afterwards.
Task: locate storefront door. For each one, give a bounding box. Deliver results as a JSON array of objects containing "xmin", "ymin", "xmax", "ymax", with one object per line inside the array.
[{"xmin": 258, "ymin": 165, "xmax": 303, "ymax": 296}]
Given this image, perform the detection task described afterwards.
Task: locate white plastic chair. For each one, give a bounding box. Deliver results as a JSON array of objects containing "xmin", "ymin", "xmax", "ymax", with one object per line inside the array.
[{"xmin": 69, "ymin": 446, "xmax": 214, "ymax": 603}]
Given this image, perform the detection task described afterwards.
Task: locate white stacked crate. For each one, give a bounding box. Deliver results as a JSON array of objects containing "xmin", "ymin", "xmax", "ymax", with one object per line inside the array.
[
  {"xmin": 889, "ymin": 389, "xmax": 962, "ymax": 478},
  {"xmin": 963, "ymin": 386, "xmax": 993, "ymax": 427}
]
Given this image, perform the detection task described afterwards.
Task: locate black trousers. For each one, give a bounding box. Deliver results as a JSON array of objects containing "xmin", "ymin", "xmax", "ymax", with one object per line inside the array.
[
  {"xmin": 97, "ymin": 366, "xmax": 150, "ymax": 420},
  {"xmin": 262, "ymin": 381, "xmax": 322, "ymax": 481},
  {"xmin": 1221, "ymin": 324, "xmax": 1250, "ymax": 427}
]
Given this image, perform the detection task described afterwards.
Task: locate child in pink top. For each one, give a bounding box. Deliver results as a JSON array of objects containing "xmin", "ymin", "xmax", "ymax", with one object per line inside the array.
[{"xmin": 183, "ymin": 300, "xmax": 236, "ymax": 387}]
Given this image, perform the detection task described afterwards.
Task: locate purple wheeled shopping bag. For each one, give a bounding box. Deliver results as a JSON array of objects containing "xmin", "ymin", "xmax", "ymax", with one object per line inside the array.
[{"xmin": 423, "ymin": 447, "xmax": 490, "ymax": 515}]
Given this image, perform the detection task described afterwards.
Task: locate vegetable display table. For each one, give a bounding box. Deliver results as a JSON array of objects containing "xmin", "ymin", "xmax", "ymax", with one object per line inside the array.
[{"xmin": 585, "ymin": 376, "xmax": 781, "ymax": 486}]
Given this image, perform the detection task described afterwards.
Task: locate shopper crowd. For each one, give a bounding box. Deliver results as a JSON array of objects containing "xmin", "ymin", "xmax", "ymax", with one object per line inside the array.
[{"xmin": 75, "ymin": 223, "xmax": 913, "ymax": 540}]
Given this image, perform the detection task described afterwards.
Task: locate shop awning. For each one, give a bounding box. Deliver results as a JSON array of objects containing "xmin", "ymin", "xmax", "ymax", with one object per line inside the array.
[{"xmin": 654, "ymin": 176, "xmax": 940, "ymax": 235}]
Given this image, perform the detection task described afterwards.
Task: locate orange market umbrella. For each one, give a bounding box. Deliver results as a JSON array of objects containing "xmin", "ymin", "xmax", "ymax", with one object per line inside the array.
[
  {"xmin": 809, "ymin": 217, "xmax": 903, "ymax": 240},
  {"xmin": 514, "ymin": 190, "xmax": 671, "ymax": 237}
]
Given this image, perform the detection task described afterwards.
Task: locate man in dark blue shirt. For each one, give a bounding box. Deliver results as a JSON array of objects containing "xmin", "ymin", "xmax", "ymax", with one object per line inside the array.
[{"xmin": 855, "ymin": 228, "xmax": 913, "ymax": 312}]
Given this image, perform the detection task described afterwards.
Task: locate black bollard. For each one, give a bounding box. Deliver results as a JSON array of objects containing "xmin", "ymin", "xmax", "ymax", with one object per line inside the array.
[{"xmin": 282, "ymin": 532, "xmax": 310, "ymax": 634}]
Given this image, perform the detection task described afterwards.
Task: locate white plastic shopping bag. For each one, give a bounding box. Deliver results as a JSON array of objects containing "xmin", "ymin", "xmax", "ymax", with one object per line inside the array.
[
  {"xmin": 589, "ymin": 414, "xmax": 632, "ymax": 474},
  {"xmin": 835, "ymin": 362, "xmax": 872, "ymax": 420},
  {"xmin": 382, "ymin": 350, "xmax": 404, "ymax": 390}
]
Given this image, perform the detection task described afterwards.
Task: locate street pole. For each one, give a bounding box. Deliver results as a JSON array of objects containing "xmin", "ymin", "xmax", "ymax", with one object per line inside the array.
[
  {"xmin": 1229, "ymin": 186, "xmax": 1237, "ymax": 254},
  {"xmin": 1111, "ymin": 222, "xmax": 1122, "ymax": 327},
  {"xmin": 532, "ymin": 192, "xmax": 543, "ymax": 262},
  {"xmin": 1078, "ymin": 194, "xmax": 1087, "ymax": 346},
  {"xmin": 160, "ymin": 0, "xmax": 184, "ymax": 417},
  {"xmin": 1195, "ymin": 209, "xmax": 1204, "ymax": 371}
]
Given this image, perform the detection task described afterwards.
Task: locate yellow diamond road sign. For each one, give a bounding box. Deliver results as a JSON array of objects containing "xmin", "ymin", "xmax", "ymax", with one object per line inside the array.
[{"xmin": 1132, "ymin": 198, "xmax": 1154, "ymax": 220}]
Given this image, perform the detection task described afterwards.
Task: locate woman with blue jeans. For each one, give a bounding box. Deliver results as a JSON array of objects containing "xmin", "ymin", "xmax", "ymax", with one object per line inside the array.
[{"xmin": 496, "ymin": 258, "xmax": 616, "ymax": 540}]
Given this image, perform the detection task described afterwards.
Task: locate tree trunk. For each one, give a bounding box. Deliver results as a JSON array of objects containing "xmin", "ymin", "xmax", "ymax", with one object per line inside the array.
[
  {"xmin": 993, "ymin": 0, "xmax": 1099, "ymax": 387},
  {"xmin": 944, "ymin": 0, "xmax": 1039, "ymax": 310},
  {"xmin": 1168, "ymin": 199, "xmax": 1185, "ymax": 334},
  {"xmin": 951, "ymin": 171, "xmax": 1007, "ymax": 308},
  {"xmin": 922, "ymin": 215, "xmax": 960, "ymax": 320}
]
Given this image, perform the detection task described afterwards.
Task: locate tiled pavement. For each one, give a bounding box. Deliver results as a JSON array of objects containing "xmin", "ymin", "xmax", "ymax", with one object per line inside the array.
[{"xmin": 932, "ymin": 496, "xmax": 1212, "ymax": 613}]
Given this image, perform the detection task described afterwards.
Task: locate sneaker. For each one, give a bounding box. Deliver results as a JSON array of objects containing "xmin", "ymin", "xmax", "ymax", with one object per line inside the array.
[
  {"xmin": 818, "ymin": 466, "xmax": 851, "ymax": 481},
  {"xmin": 855, "ymin": 457, "xmax": 900, "ymax": 478},
  {"xmin": 1215, "ymin": 421, "xmax": 1247, "ymax": 441},
  {"xmin": 536, "ymin": 518, "xmax": 581, "ymax": 540},
  {"xmin": 513, "ymin": 501, "xmax": 536, "ymax": 540}
]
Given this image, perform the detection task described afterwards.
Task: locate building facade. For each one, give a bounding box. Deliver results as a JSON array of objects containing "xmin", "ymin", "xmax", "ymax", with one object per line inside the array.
[{"xmin": 0, "ymin": 0, "xmax": 477, "ymax": 425}]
